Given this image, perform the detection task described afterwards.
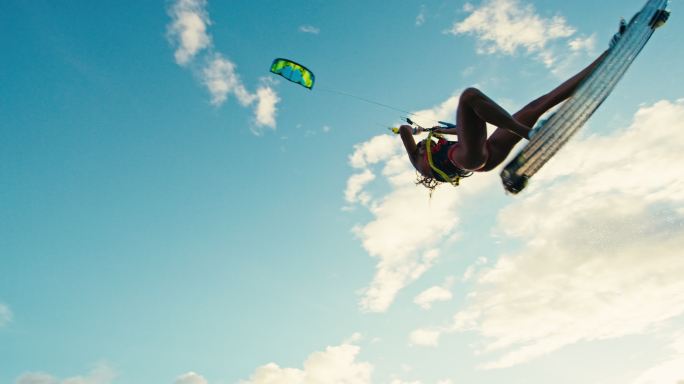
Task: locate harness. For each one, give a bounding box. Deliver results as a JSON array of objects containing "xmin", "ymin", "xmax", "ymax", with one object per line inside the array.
[
  {"xmin": 393, "ymin": 117, "xmax": 473, "ymax": 186},
  {"xmin": 425, "ymin": 131, "xmax": 472, "ymax": 186}
]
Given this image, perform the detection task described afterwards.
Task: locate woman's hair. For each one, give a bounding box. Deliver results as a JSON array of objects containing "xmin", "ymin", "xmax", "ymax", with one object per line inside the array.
[
  {"xmin": 412, "ymin": 140, "xmax": 441, "ymax": 195},
  {"xmin": 415, "ymin": 170, "xmax": 474, "ymax": 196},
  {"xmin": 415, "ymin": 172, "xmax": 441, "ymax": 196},
  {"xmin": 413, "ymin": 138, "xmax": 473, "ymax": 195}
]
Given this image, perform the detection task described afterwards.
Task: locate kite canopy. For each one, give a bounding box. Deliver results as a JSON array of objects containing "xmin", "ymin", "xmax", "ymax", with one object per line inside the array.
[{"xmin": 270, "ymin": 58, "xmax": 315, "ymax": 89}]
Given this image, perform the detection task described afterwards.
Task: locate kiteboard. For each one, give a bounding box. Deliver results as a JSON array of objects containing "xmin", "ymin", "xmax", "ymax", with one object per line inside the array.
[{"xmin": 500, "ymin": 0, "xmax": 670, "ymax": 194}]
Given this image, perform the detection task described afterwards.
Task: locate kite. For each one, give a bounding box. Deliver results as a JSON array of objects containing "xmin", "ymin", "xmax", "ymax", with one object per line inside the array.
[{"xmin": 269, "ymin": 58, "xmax": 315, "ymax": 90}]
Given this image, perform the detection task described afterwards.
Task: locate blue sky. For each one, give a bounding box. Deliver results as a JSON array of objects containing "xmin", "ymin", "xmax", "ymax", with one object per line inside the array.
[{"xmin": 2, "ymin": 0, "xmax": 684, "ymax": 383}]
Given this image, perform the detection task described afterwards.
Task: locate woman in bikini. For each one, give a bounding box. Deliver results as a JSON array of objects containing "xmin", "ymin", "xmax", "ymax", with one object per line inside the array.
[{"xmin": 399, "ymin": 50, "xmax": 610, "ymax": 191}]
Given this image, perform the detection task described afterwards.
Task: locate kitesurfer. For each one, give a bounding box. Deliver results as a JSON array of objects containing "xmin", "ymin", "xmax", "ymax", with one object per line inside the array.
[
  {"xmin": 399, "ymin": 21, "xmax": 635, "ymax": 191},
  {"xmin": 400, "ymin": 50, "xmax": 610, "ymax": 190}
]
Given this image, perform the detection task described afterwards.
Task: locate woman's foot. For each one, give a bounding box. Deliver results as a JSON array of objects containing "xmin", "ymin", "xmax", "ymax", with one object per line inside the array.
[
  {"xmin": 609, "ymin": 18, "xmax": 627, "ymax": 49},
  {"xmin": 651, "ymin": 9, "xmax": 670, "ymax": 29}
]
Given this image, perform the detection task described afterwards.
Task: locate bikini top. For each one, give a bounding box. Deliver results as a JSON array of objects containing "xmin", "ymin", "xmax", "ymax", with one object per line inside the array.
[{"xmin": 422, "ymin": 138, "xmax": 473, "ymax": 182}]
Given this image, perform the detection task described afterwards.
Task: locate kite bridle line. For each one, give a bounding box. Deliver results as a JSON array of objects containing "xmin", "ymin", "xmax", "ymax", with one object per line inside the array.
[{"xmin": 317, "ymin": 86, "xmax": 457, "ymax": 128}]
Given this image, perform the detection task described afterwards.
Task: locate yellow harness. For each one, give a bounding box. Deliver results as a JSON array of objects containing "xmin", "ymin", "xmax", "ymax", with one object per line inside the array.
[{"xmin": 425, "ymin": 131, "xmax": 462, "ymax": 186}]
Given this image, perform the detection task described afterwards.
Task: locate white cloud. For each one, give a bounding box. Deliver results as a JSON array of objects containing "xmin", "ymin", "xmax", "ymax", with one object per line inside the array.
[
  {"xmin": 632, "ymin": 333, "xmax": 684, "ymax": 384},
  {"xmin": 16, "ymin": 363, "xmax": 116, "ymax": 384},
  {"xmin": 167, "ymin": 0, "xmax": 212, "ymax": 66},
  {"xmin": 167, "ymin": 0, "xmax": 280, "ymax": 131},
  {"xmin": 409, "ymin": 328, "xmax": 441, "ymax": 347},
  {"xmin": 299, "ymin": 25, "xmax": 320, "ymax": 34},
  {"xmin": 568, "ymin": 34, "xmax": 596, "ymax": 52},
  {"xmin": 349, "ymin": 153, "xmax": 458, "ymax": 313},
  {"xmin": 344, "ymin": 332, "xmax": 364, "ymax": 344},
  {"xmin": 202, "ymin": 54, "xmax": 255, "ymax": 106},
  {"xmin": 547, "ymin": 33, "xmax": 599, "ymax": 78},
  {"xmin": 0, "ymin": 303, "xmax": 11, "ymax": 326},
  {"xmin": 413, "ymin": 286, "xmax": 452, "ymax": 310},
  {"xmin": 442, "ymin": 99, "xmax": 684, "ymax": 369},
  {"xmin": 633, "ymin": 358, "xmax": 684, "ymax": 384},
  {"xmin": 15, "ymin": 373, "xmax": 56, "ymax": 384},
  {"xmin": 200, "ymin": 55, "xmax": 279, "ymax": 130},
  {"xmin": 348, "ymin": 134, "xmax": 398, "ymax": 169},
  {"xmin": 174, "ymin": 372, "xmax": 208, "ymax": 384},
  {"xmin": 253, "ymin": 83, "xmax": 281, "ymax": 132},
  {"xmin": 345, "ymin": 170, "xmax": 376, "ymax": 206},
  {"xmin": 461, "ymin": 66, "xmax": 476, "ymax": 77},
  {"xmin": 347, "ymin": 93, "xmax": 494, "ymax": 313},
  {"xmin": 240, "ymin": 341, "xmax": 373, "ymax": 384},
  {"xmin": 415, "ymin": 6, "xmax": 427, "ymax": 26},
  {"xmin": 409, "ymin": 95, "xmax": 461, "ymax": 129},
  {"xmin": 448, "ymin": 0, "xmax": 576, "ymax": 67},
  {"xmin": 413, "ymin": 277, "xmax": 455, "ymax": 310},
  {"xmin": 390, "ymin": 376, "xmax": 452, "ymax": 384},
  {"xmin": 462, "ymin": 257, "xmax": 487, "ymax": 282}
]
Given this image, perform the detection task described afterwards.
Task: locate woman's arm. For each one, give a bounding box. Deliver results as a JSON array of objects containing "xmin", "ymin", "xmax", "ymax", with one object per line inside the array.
[
  {"xmin": 399, "ymin": 125, "xmax": 420, "ymax": 165},
  {"xmin": 432, "ymin": 126, "xmax": 459, "ymax": 135}
]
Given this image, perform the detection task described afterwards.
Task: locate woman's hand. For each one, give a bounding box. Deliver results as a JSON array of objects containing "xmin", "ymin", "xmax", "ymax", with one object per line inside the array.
[{"xmin": 399, "ymin": 124, "xmax": 423, "ymax": 135}]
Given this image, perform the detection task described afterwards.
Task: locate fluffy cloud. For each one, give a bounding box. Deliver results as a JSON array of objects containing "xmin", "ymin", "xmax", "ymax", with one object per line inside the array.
[
  {"xmin": 346, "ymin": 131, "xmax": 446, "ymax": 313},
  {"xmin": 632, "ymin": 333, "xmax": 684, "ymax": 384},
  {"xmin": 389, "ymin": 376, "xmax": 453, "ymax": 384},
  {"xmin": 15, "ymin": 373, "xmax": 56, "ymax": 384},
  {"xmin": 409, "ymin": 328, "xmax": 441, "ymax": 347},
  {"xmin": 202, "ymin": 55, "xmax": 255, "ymax": 107},
  {"xmin": 441, "ymin": 99, "xmax": 684, "ymax": 369},
  {"xmin": 15, "ymin": 363, "xmax": 116, "ymax": 384},
  {"xmin": 167, "ymin": 0, "xmax": 212, "ymax": 66},
  {"xmin": 568, "ymin": 35, "xmax": 596, "ymax": 52},
  {"xmin": 448, "ymin": 0, "xmax": 578, "ymax": 67},
  {"xmin": 253, "ymin": 85, "xmax": 280, "ymax": 130},
  {"xmin": 413, "ymin": 277, "xmax": 455, "ymax": 310},
  {"xmin": 240, "ymin": 342, "xmax": 372, "ymax": 384},
  {"xmin": 345, "ymin": 169, "xmax": 376, "ymax": 206},
  {"xmin": 387, "ymin": 380, "xmax": 453, "ymax": 384},
  {"xmin": 201, "ymin": 55, "xmax": 280, "ymax": 132},
  {"xmin": 174, "ymin": 372, "xmax": 208, "ymax": 384},
  {"xmin": 461, "ymin": 256, "xmax": 487, "ymax": 282},
  {"xmin": 348, "ymin": 133, "xmax": 458, "ymax": 313},
  {"xmin": 167, "ymin": 0, "xmax": 280, "ymax": 130},
  {"xmin": 0, "ymin": 303, "xmax": 11, "ymax": 327},
  {"xmin": 299, "ymin": 25, "xmax": 320, "ymax": 34},
  {"xmin": 346, "ymin": 94, "xmax": 497, "ymax": 313}
]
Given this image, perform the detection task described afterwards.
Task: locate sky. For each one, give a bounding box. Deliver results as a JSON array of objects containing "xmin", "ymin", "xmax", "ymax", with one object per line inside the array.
[{"xmin": 1, "ymin": 0, "xmax": 684, "ymax": 383}]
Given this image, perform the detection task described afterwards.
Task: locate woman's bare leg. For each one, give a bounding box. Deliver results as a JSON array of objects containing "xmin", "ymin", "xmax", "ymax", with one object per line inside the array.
[
  {"xmin": 514, "ymin": 51, "xmax": 608, "ymax": 127},
  {"xmin": 454, "ymin": 87, "xmax": 534, "ymax": 169},
  {"xmin": 481, "ymin": 51, "xmax": 609, "ymax": 171},
  {"xmin": 458, "ymin": 87, "xmax": 532, "ymax": 139}
]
